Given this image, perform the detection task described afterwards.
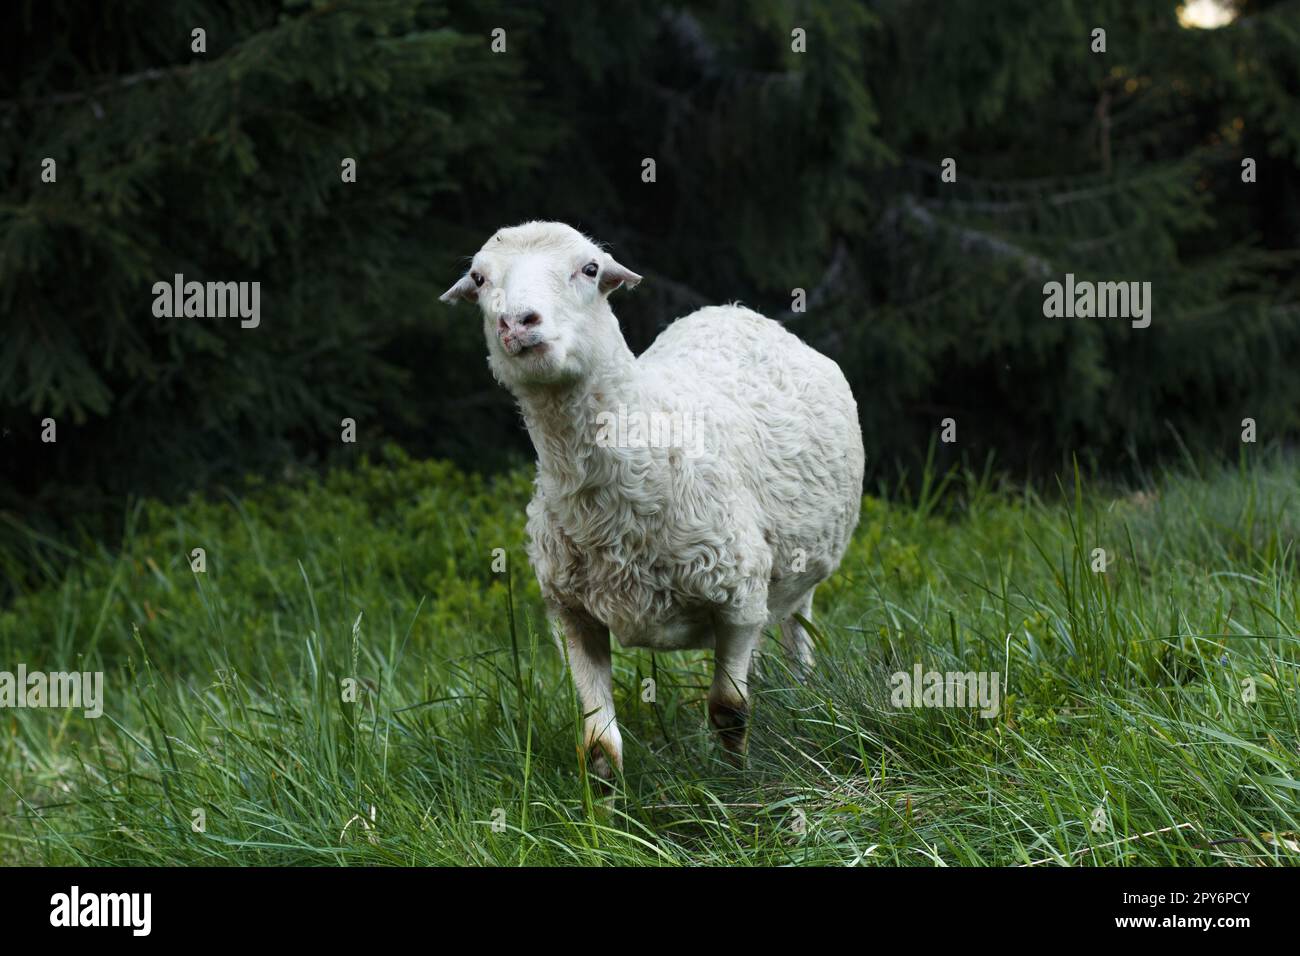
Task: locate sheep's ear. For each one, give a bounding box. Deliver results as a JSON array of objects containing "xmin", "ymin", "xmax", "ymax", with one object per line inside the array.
[
  {"xmin": 599, "ymin": 258, "xmax": 642, "ymax": 295},
  {"xmin": 439, "ymin": 274, "xmax": 479, "ymax": 305}
]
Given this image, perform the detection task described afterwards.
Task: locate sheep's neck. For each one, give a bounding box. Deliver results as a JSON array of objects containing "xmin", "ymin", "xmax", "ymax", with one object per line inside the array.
[{"xmin": 518, "ymin": 364, "xmax": 650, "ymax": 498}]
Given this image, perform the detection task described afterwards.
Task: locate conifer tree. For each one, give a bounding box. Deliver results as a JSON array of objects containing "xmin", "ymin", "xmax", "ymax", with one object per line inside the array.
[
  {"xmin": 2, "ymin": 0, "xmax": 1297, "ymax": 523},
  {"xmin": 1, "ymin": 0, "xmax": 540, "ymax": 506}
]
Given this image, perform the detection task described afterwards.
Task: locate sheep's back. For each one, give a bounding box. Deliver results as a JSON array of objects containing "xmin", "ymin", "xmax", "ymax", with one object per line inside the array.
[{"xmin": 638, "ymin": 305, "xmax": 865, "ymax": 579}]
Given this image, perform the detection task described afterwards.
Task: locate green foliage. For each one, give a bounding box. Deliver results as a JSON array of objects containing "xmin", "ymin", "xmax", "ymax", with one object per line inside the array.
[
  {"xmin": 821, "ymin": 495, "xmax": 929, "ymax": 603},
  {"xmin": 3, "ymin": 0, "xmax": 1300, "ymax": 528},
  {"xmin": 0, "ymin": 445, "xmax": 539, "ymax": 659},
  {"xmin": 1, "ymin": 450, "xmax": 1298, "ymax": 864},
  {"xmin": 834, "ymin": 0, "xmax": 1300, "ymax": 473},
  {"xmin": 1, "ymin": 0, "xmax": 543, "ymax": 509}
]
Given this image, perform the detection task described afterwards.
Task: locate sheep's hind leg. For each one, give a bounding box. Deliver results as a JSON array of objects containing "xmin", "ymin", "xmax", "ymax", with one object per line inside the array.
[
  {"xmin": 555, "ymin": 607, "xmax": 622, "ymax": 786},
  {"xmin": 779, "ymin": 589, "xmax": 816, "ymax": 680},
  {"xmin": 709, "ymin": 618, "xmax": 763, "ymax": 765}
]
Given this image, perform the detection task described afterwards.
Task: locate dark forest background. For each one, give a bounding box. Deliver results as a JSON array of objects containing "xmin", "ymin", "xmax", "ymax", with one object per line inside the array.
[{"xmin": 3, "ymin": 0, "xmax": 1299, "ymax": 531}]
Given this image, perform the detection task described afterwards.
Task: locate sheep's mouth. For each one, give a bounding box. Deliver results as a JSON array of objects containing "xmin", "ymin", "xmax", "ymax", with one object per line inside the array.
[{"xmin": 513, "ymin": 341, "xmax": 549, "ymax": 357}]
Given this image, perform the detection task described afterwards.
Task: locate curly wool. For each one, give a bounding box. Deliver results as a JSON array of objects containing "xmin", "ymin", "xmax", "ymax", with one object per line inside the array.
[{"xmin": 520, "ymin": 303, "xmax": 864, "ymax": 649}]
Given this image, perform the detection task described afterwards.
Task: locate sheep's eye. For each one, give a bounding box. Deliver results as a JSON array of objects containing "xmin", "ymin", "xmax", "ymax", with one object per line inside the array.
[
  {"xmin": 471, "ymin": 271, "xmax": 485, "ymax": 287},
  {"xmin": 581, "ymin": 262, "xmax": 599, "ymax": 278}
]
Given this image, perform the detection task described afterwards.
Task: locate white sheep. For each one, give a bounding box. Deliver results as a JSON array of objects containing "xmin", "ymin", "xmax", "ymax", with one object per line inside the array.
[{"xmin": 440, "ymin": 221, "xmax": 864, "ymax": 780}]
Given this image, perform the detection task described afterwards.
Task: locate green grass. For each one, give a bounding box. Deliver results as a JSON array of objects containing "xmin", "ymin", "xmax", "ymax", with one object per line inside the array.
[{"xmin": 1, "ymin": 445, "xmax": 1298, "ymax": 866}]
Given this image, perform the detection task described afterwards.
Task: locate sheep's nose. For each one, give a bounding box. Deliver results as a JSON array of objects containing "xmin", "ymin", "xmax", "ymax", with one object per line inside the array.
[{"xmin": 498, "ymin": 311, "xmax": 542, "ymax": 336}]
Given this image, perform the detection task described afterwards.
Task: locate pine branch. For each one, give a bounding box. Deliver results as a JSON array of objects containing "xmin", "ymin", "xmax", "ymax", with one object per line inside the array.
[
  {"xmin": 785, "ymin": 240, "xmax": 853, "ymax": 321},
  {"xmin": 893, "ymin": 195, "xmax": 1053, "ymax": 277},
  {"xmin": 0, "ymin": 63, "xmax": 200, "ymax": 113},
  {"xmin": 0, "ymin": 0, "xmax": 347, "ymax": 114}
]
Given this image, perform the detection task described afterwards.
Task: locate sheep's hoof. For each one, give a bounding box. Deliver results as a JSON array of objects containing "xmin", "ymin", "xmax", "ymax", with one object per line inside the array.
[
  {"xmin": 584, "ymin": 743, "xmax": 618, "ymax": 795},
  {"xmin": 708, "ymin": 700, "xmax": 750, "ymax": 766}
]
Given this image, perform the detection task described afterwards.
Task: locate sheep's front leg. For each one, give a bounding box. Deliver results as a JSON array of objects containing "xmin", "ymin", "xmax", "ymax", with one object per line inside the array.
[
  {"xmin": 556, "ymin": 607, "xmax": 622, "ymax": 784},
  {"xmin": 709, "ymin": 619, "xmax": 763, "ymax": 764}
]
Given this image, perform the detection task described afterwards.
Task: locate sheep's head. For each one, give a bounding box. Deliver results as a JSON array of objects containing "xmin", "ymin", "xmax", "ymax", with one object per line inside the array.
[{"xmin": 440, "ymin": 221, "xmax": 642, "ymax": 391}]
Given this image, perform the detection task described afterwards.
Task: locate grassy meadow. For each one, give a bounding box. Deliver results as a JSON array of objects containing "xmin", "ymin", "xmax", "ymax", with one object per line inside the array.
[{"xmin": 2, "ymin": 446, "xmax": 1298, "ymax": 866}]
